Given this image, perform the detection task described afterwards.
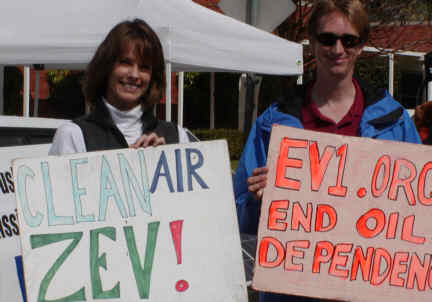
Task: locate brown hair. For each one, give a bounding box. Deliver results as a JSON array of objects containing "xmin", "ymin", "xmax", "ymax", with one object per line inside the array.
[
  {"xmin": 83, "ymin": 18, "xmax": 166, "ymax": 108},
  {"xmin": 307, "ymin": 0, "xmax": 369, "ymax": 44}
]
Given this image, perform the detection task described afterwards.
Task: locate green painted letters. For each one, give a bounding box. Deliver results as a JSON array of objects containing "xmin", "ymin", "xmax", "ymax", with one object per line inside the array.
[
  {"xmin": 30, "ymin": 232, "xmax": 85, "ymax": 302},
  {"xmin": 90, "ymin": 227, "xmax": 120, "ymax": 299},
  {"xmin": 124, "ymin": 222, "xmax": 159, "ymax": 299}
]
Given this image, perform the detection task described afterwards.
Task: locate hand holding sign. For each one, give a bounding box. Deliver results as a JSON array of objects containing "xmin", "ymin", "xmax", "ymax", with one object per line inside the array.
[
  {"xmin": 247, "ymin": 167, "xmax": 269, "ymax": 201},
  {"xmin": 14, "ymin": 141, "xmax": 247, "ymax": 302},
  {"xmin": 253, "ymin": 125, "xmax": 432, "ymax": 302}
]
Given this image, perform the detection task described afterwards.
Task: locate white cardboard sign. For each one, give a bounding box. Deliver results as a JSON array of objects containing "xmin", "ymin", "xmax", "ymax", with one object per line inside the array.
[
  {"xmin": 14, "ymin": 141, "xmax": 247, "ymax": 302},
  {"xmin": 253, "ymin": 125, "xmax": 432, "ymax": 301},
  {"xmin": 0, "ymin": 144, "xmax": 51, "ymax": 302}
]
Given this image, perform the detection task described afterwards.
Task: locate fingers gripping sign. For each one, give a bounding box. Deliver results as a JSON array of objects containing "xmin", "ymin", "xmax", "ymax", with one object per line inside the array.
[
  {"xmin": 247, "ymin": 167, "xmax": 269, "ymax": 201},
  {"xmin": 130, "ymin": 133, "xmax": 166, "ymax": 149}
]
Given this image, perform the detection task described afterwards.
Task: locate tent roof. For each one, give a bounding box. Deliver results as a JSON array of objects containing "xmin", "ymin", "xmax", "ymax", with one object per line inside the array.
[{"xmin": 0, "ymin": 0, "xmax": 303, "ymax": 75}]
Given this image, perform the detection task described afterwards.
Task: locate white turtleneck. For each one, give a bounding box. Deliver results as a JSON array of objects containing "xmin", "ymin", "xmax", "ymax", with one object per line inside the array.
[{"xmin": 104, "ymin": 100, "xmax": 143, "ymax": 145}]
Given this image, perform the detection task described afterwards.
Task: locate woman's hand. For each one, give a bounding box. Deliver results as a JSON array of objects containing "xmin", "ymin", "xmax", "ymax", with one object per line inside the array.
[
  {"xmin": 247, "ymin": 166, "xmax": 269, "ymax": 201},
  {"xmin": 130, "ymin": 133, "xmax": 166, "ymax": 149}
]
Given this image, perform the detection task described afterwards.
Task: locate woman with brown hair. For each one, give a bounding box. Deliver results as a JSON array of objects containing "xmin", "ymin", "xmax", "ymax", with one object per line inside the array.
[{"xmin": 50, "ymin": 18, "xmax": 189, "ymax": 155}]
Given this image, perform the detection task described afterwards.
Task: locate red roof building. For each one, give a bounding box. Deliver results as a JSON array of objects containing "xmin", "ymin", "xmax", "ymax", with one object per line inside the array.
[
  {"xmin": 277, "ymin": 3, "xmax": 432, "ymax": 54},
  {"xmin": 369, "ymin": 24, "xmax": 432, "ymax": 53},
  {"xmin": 192, "ymin": 0, "xmax": 223, "ymax": 13}
]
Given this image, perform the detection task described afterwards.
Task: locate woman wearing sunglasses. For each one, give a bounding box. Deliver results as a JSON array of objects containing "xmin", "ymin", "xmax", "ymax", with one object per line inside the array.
[{"xmin": 234, "ymin": 1, "xmax": 420, "ymax": 301}]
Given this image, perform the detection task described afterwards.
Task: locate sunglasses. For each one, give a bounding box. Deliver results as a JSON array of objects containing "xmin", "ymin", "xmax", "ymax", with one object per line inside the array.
[{"xmin": 315, "ymin": 32, "xmax": 363, "ymax": 48}]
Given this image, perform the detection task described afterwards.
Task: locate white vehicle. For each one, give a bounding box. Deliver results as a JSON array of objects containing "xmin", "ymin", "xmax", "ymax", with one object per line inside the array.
[{"xmin": 0, "ymin": 116, "xmax": 66, "ymax": 147}]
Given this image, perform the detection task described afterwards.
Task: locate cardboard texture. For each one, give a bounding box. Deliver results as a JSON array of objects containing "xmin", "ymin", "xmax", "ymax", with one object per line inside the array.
[
  {"xmin": 0, "ymin": 144, "xmax": 51, "ymax": 302},
  {"xmin": 14, "ymin": 141, "xmax": 247, "ymax": 302},
  {"xmin": 253, "ymin": 125, "xmax": 432, "ymax": 301}
]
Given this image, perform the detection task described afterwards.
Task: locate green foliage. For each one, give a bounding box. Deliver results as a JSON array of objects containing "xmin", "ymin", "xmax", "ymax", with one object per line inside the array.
[
  {"xmin": 47, "ymin": 70, "xmax": 86, "ymax": 119},
  {"xmin": 183, "ymin": 72, "xmax": 239, "ymax": 129},
  {"xmin": 46, "ymin": 70, "xmax": 71, "ymax": 88},
  {"xmin": 230, "ymin": 160, "xmax": 239, "ymax": 171},
  {"xmin": 184, "ymin": 72, "xmax": 200, "ymax": 89},
  {"xmin": 355, "ymin": 55, "xmax": 389, "ymax": 90},
  {"xmin": 183, "ymin": 73, "xmax": 210, "ymax": 128},
  {"xmin": 355, "ymin": 54, "xmax": 402, "ymax": 101},
  {"xmin": 191, "ymin": 128, "xmax": 245, "ymax": 160},
  {"xmin": 366, "ymin": 0, "xmax": 432, "ymax": 24}
]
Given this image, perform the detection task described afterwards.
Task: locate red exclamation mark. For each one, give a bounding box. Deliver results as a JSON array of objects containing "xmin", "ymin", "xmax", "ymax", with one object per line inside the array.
[{"xmin": 170, "ymin": 220, "xmax": 189, "ymax": 292}]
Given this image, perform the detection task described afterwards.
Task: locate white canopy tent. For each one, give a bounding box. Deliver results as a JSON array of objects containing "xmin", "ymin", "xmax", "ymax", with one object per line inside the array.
[{"xmin": 0, "ymin": 0, "xmax": 303, "ymax": 121}]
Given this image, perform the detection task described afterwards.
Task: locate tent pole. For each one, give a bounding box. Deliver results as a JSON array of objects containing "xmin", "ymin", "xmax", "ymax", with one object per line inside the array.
[
  {"xmin": 428, "ymin": 81, "xmax": 432, "ymax": 102},
  {"xmin": 178, "ymin": 72, "xmax": 184, "ymax": 127},
  {"xmin": 23, "ymin": 66, "xmax": 30, "ymax": 117},
  {"xmin": 427, "ymin": 53, "xmax": 432, "ymax": 101},
  {"xmin": 243, "ymin": 74, "xmax": 257, "ymax": 140},
  {"xmin": 0, "ymin": 65, "xmax": 4, "ymax": 115},
  {"xmin": 165, "ymin": 62, "xmax": 172, "ymax": 122},
  {"xmin": 243, "ymin": 0, "xmax": 259, "ymax": 139},
  {"xmin": 34, "ymin": 70, "xmax": 40, "ymax": 117},
  {"xmin": 252, "ymin": 76, "xmax": 262, "ymax": 121},
  {"xmin": 388, "ymin": 53, "xmax": 394, "ymax": 96},
  {"xmin": 210, "ymin": 72, "xmax": 215, "ymax": 129},
  {"xmin": 238, "ymin": 74, "xmax": 246, "ymax": 131}
]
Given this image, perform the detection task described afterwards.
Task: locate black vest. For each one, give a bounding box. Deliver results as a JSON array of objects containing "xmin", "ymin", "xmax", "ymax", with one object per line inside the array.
[{"xmin": 73, "ymin": 101, "xmax": 179, "ymax": 152}]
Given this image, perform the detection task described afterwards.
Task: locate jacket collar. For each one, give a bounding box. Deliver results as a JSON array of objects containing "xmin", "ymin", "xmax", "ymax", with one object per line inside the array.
[
  {"xmin": 355, "ymin": 77, "xmax": 386, "ymax": 108},
  {"xmin": 88, "ymin": 99, "xmax": 159, "ymax": 133},
  {"xmin": 276, "ymin": 77, "xmax": 401, "ymax": 130},
  {"xmin": 276, "ymin": 84, "xmax": 306, "ymax": 119},
  {"xmin": 277, "ymin": 78, "xmax": 385, "ymax": 114}
]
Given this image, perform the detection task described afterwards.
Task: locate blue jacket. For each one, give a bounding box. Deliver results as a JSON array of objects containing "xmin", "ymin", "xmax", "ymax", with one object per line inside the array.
[{"xmin": 234, "ymin": 82, "xmax": 420, "ymax": 302}]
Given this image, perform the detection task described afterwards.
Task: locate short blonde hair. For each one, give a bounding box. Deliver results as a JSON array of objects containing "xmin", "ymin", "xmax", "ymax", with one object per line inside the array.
[{"xmin": 308, "ymin": 0, "xmax": 369, "ymax": 43}]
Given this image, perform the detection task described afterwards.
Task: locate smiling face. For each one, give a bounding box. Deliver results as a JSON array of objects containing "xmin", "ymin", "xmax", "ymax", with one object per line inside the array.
[
  {"xmin": 311, "ymin": 11, "xmax": 363, "ymax": 81},
  {"xmin": 105, "ymin": 42, "xmax": 152, "ymax": 111}
]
